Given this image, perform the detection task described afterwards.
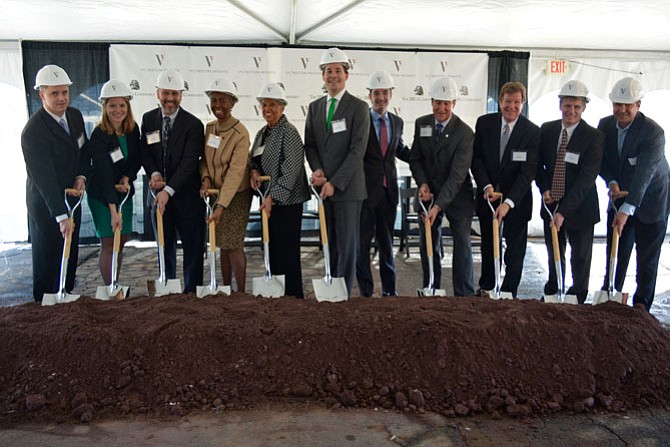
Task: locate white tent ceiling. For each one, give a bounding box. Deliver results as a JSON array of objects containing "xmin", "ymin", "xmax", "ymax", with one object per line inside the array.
[{"xmin": 2, "ymin": 0, "xmax": 669, "ymax": 52}]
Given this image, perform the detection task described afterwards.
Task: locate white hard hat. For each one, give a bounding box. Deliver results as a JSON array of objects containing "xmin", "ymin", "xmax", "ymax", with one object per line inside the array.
[
  {"xmin": 256, "ymin": 83, "xmax": 287, "ymax": 105},
  {"xmin": 367, "ymin": 70, "xmax": 395, "ymax": 90},
  {"xmin": 155, "ymin": 69, "xmax": 185, "ymax": 91},
  {"xmin": 429, "ymin": 77, "xmax": 459, "ymax": 101},
  {"xmin": 34, "ymin": 64, "xmax": 72, "ymax": 90},
  {"xmin": 558, "ymin": 80, "xmax": 590, "ymax": 103},
  {"xmin": 205, "ymin": 78, "xmax": 238, "ymax": 102},
  {"xmin": 609, "ymin": 77, "xmax": 644, "ymax": 104},
  {"xmin": 319, "ymin": 47, "xmax": 350, "ymax": 71},
  {"xmin": 99, "ymin": 79, "xmax": 132, "ymax": 101}
]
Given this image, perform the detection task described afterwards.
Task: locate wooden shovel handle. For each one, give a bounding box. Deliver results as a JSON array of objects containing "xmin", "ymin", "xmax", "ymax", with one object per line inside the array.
[
  {"xmin": 424, "ymin": 219, "xmax": 433, "ymax": 258},
  {"xmin": 489, "ymin": 191, "xmax": 503, "ymax": 201},
  {"xmin": 65, "ymin": 188, "xmax": 83, "ymax": 197},
  {"xmin": 318, "ymin": 203, "xmax": 328, "ymax": 245},
  {"xmin": 208, "ymin": 221, "xmax": 216, "ymax": 253},
  {"xmin": 611, "ymin": 226, "xmax": 620, "ymax": 259},
  {"xmin": 492, "ymin": 219, "xmax": 500, "ymax": 259},
  {"xmin": 205, "ymin": 189, "xmax": 219, "ymax": 196},
  {"xmin": 258, "ymin": 176, "xmax": 271, "ymax": 182},
  {"xmin": 63, "ymin": 217, "xmax": 75, "ymax": 259},
  {"xmin": 551, "ymin": 225, "xmax": 560, "ymax": 262},
  {"xmin": 261, "ymin": 209, "xmax": 270, "ymax": 243},
  {"xmin": 113, "ymin": 212, "xmax": 122, "ymax": 253},
  {"xmin": 156, "ymin": 207, "xmax": 164, "ymax": 247}
]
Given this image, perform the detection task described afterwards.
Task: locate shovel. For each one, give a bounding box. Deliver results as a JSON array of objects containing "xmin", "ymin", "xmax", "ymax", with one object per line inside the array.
[
  {"xmin": 251, "ymin": 176, "xmax": 285, "ymax": 298},
  {"xmin": 147, "ymin": 184, "xmax": 182, "ymax": 298},
  {"xmin": 43, "ymin": 188, "xmax": 85, "ymax": 306},
  {"xmin": 309, "ymin": 182, "xmax": 348, "ymax": 302},
  {"xmin": 593, "ymin": 192, "xmax": 629, "ymax": 305},
  {"xmin": 542, "ymin": 200, "xmax": 577, "ymax": 304},
  {"xmin": 482, "ymin": 192, "xmax": 513, "ymax": 300},
  {"xmin": 415, "ymin": 196, "xmax": 446, "ymax": 297},
  {"xmin": 196, "ymin": 189, "xmax": 231, "ymax": 298},
  {"xmin": 95, "ymin": 184, "xmax": 131, "ymax": 300}
]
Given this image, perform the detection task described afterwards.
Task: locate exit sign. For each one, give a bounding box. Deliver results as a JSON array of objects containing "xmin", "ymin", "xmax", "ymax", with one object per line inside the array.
[{"xmin": 547, "ymin": 60, "xmax": 570, "ymax": 74}]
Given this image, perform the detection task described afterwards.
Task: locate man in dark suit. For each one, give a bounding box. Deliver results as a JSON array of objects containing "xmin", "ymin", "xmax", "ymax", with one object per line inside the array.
[
  {"xmin": 472, "ymin": 82, "xmax": 540, "ymax": 298},
  {"xmin": 409, "ymin": 77, "xmax": 475, "ymax": 296},
  {"xmin": 356, "ymin": 70, "xmax": 410, "ymax": 297},
  {"xmin": 21, "ymin": 65, "xmax": 88, "ymax": 302},
  {"xmin": 599, "ymin": 77, "xmax": 670, "ymax": 311},
  {"xmin": 141, "ymin": 69, "xmax": 205, "ymax": 293},
  {"xmin": 537, "ymin": 80, "xmax": 604, "ymax": 304},
  {"xmin": 304, "ymin": 48, "xmax": 370, "ymax": 297}
]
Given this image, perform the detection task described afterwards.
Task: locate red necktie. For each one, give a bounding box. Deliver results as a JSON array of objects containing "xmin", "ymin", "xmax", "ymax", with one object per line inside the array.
[
  {"xmin": 551, "ymin": 128, "xmax": 568, "ymax": 201},
  {"xmin": 380, "ymin": 116, "xmax": 389, "ymax": 187}
]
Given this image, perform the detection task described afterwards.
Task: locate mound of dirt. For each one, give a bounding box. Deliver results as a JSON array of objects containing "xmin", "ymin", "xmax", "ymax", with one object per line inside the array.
[{"xmin": 1, "ymin": 294, "xmax": 670, "ymax": 424}]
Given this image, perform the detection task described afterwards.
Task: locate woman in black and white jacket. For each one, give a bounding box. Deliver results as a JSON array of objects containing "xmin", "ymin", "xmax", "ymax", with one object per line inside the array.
[{"xmin": 250, "ymin": 83, "xmax": 310, "ymax": 298}]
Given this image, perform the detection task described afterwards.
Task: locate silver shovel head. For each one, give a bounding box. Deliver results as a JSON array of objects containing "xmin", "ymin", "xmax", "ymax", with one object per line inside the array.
[
  {"xmin": 313, "ymin": 276, "xmax": 348, "ymax": 302},
  {"xmin": 95, "ymin": 285, "xmax": 129, "ymax": 301},
  {"xmin": 253, "ymin": 275, "xmax": 286, "ymax": 298},
  {"xmin": 417, "ymin": 287, "xmax": 447, "ymax": 297},
  {"xmin": 196, "ymin": 285, "xmax": 231, "ymax": 298},
  {"xmin": 592, "ymin": 290, "xmax": 627, "ymax": 305},
  {"xmin": 42, "ymin": 292, "xmax": 81, "ymax": 306},
  {"xmin": 147, "ymin": 278, "xmax": 182, "ymax": 298}
]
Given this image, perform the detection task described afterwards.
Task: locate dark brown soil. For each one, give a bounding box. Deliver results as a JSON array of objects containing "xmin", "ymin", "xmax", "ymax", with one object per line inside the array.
[{"xmin": 2, "ymin": 294, "xmax": 670, "ymax": 424}]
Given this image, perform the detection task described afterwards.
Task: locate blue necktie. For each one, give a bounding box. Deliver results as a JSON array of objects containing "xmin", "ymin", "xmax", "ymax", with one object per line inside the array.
[
  {"xmin": 435, "ymin": 123, "xmax": 443, "ymax": 144},
  {"xmin": 59, "ymin": 118, "xmax": 70, "ymax": 135}
]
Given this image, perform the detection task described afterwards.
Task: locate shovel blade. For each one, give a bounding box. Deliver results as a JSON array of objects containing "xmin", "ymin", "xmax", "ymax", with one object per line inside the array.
[
  {"xmin": 543, "ymin": 294, "xmax": 560, "ymax": 304},
  {"xmin": 196, "ymin": 285, "xmax": 231, "ymax": 298},
  {"xmin": 417, "ymin": 287, "xmax": 446, "ymax": 297},
  {"xmin": 42, "ymin": 292, "xmax": 81, "ymax": 306},
  {"xmin": 313, "ymin": 277, "xmax": 348, "ymax": 302},
  {"xmin": 148, "ymin": 279, "xmax": 182, "ymax": 298},
  {"xmin": 252, "ymin": 275, "xmax": 285, "ymax": 298},
  {"xmin": 592, "ymin": 290, "xmax": 610, "ymax": 305},
  {"xmin": 481, "ymin": 289, "xmax": 513, "ymax": 300},
  {"xmin": 564, "ymin": 294, "xmax": 579, "ymax": 305},
  {"xmin": 95, "ymin": 285, "xmax": 129, "ymax": 301}
]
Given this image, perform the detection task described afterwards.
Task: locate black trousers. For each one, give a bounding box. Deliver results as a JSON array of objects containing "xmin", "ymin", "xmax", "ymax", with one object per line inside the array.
[
  {"xmin": 268, "ymin": 203, "xmax": 304, "ymax": 298},
  {"xmin": 543, "ymin": 219, "xmax": 594, "ymax": 304},
  {"xmin": 602, "ymin": 211, "xmax": 668, "ymax": 311},
  {"xmin": 356, "ymin": 190, "xmax": 397, "ymax": 297}
]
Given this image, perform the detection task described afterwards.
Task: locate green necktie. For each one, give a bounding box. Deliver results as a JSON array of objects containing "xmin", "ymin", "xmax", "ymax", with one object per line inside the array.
[{"xmin": 326, "ymin": 97, "xmax": 337, "ymax": 130}]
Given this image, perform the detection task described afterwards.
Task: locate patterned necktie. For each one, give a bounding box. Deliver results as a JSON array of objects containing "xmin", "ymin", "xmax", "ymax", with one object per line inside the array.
[
  {"xmin": 500, "ymin": 122, "xmax": 510, "ymax": 162},
  {"xmin": 59, "ymin": 118, "xmax": 70, "ymax": 136},
  {"xmin": 435, "ymin": 123, "xmax": 443, "ymax": 144},
  {"xmin": 162, "ymin": 116, "xmax": 171, "ymax": 179},
  {"xmin": 326, "ymin": 98, "xmax": 337, "ymax": 130},
  {"xmin": 551, "ymin": 128, "xmax": 568, "ymax": 201},
  {"xmin": 380, "ymin": 116, "xmax": 389, "ymax": 187}
]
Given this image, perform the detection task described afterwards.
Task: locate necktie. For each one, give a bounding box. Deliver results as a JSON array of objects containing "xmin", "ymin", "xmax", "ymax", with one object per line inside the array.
[
  {"xmin": 162, "ymin": 116, "xmax": 171, "ymax": 179},
  {"xmin": 551, "ymin": 128, "xmax": 568, "ymax": 201},
  {"xmin": 326, "ymin": 98, "xmax": 336, "ymax": 130},
  {"xmin": 435, "ymin": 123, "xmax": 443, "ymax": 144},
  {"xmin": 59, "ymin": 118, "xmax": 70, "ymax": 136},
  {"xmin": 380, "ymin": 116, "xmax": 389, "ymax": 187},
  {"xmin": 500, "ymin": 122, "xmax": 510, "ymax": 162}
]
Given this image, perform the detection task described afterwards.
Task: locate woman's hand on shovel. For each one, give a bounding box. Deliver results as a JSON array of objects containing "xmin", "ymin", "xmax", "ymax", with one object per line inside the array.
[{"xmin": 259, "ymin": 195, "xmax": 273, "ymax": 218}]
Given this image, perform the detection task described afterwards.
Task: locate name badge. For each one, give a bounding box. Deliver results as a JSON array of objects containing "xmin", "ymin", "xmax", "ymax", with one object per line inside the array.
[
  {"xmin": 420, "ymin": 125, "xmax": 432, "ymax": 137},
  {"xmin": 109, "ymin": 147, "xmax": 124, "ymax": 163},
  {"xmin": 332, "ymin": 118, "xmax": 347, "ymax": 133},
  {"xmin": 207, "ymin": 134, "xmax": 221, "ymax": 148},
  {"xmin": 627, "ymin": 156, "xmax": 638, "ymax": 166},
  {"xmin": 252, "ymin": 144, "xmax": 265, "ymax": 158},
  {"xmin": 565, "ymin": 151, "xmax": 580, "ymax": 165},
  {"xmin": 146, "ymin": 130, "xmax": 160, "ymax": 145},
  {"xmin": 512, "ymin": 151, "xmax": 527, "ymax": 162},
  {"xmin": 77, "ymin": 133, "xmax": 86, "ymax": 149}
]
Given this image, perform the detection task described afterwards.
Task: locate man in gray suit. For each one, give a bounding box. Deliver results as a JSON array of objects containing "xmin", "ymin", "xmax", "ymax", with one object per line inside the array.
[
  {"xmin": 409, "ymin": 77, "xmax": 475, "ymax": 296},
  {"xmin": 599, "ymin": 77, "xmax": 670, "ymax": 311},
  {"xmin": 304, "ymin": 47, "xmax": 370, "ymax": 297}
]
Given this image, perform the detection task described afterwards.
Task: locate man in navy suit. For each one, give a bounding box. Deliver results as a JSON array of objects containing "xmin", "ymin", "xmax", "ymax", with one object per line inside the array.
[
  {"xmin": 409, "ymin": 77, "xmax": 475, "ymax": 296},
  {"xmin": 21, "ymin": 65, "xmax": 88, "ymax": 302},
  {"xmin": 356, "ymin": 70, "xmax": 410, "ymax": 297},
  {"xmin": 599, "ymin": 77, "xmax": 670, "ymax": 311},
  {"xmin": 472, "ymin": 82, "xmax": 540, "ymax": 298},
  {"xmin": 537, "ymin": 80, "xmax": 604, "ymax": 304},
  {"xmin": 141, "ymin": 69, "xmax": 205, "ymax": 293},
  {"xmin": 304, "ymin": 48, "xmax": 370, "ymax": 297}
]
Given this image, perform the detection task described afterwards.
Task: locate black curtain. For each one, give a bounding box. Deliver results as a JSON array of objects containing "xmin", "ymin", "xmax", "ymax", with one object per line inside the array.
[
  {"xmin": 487, "ymin": 51, "xmax": 530, "ymax": 116},
  {"xmin": 21, "ymin": 41, "xmax": 110, "ymax": 243}
]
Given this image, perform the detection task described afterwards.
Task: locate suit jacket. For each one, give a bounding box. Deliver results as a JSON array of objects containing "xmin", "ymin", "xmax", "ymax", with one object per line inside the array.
[
  {"xmin": 409, "ymin": 113, "xmax": 474, "ymax": 219},
  {"xmin": 86, "ymin": 124, "xmax": 141, "ymax": 205},
  {"xmin": 21, "ymin": 107, "xmax": 89, "ymax": 218},
  {"xmin": 537, "ymin": 119, "xmax": 604, "ymax": 228},
  {"xmin": 471, "ymin": 113, "xmax": 540, "ymax": 228},
  {"xmin": 599, "ymin": 112, "xmax": 670, "ymax": 223},
  {"xmin": 140, "ymin": 107, "xmax": 204, "ymax": 202},
  {"xmin": 304, "ymin": 91, "xmax": 370, "ymax": 201},
  {"xmin": 363, "ymin": 110, "xmax": 410, "ymax": 207}
]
